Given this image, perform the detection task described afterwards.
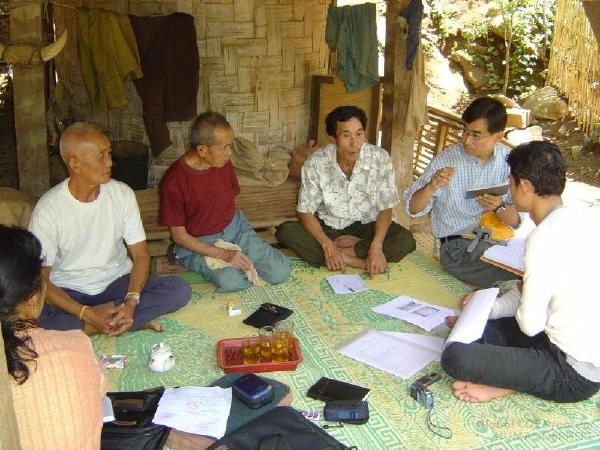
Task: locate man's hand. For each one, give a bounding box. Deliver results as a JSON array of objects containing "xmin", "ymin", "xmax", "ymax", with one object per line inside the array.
[
  {"xmin": 476, "ymin": 194, "xmax": 504, "ymax": 211},
  {"xmin": 429, "ymin": 166, "xmax": 455, "ymax": 190},
  {"xmin": 107, "ymin": 302, "xmax": 136, "ymax": 337},
  {"xmin": 322, "ymin": 239, "xmax": 346, "ymax": 272},
  {"xmin": 221, "ymin": 248, "xmax": 253, "ymax": 272},
  {"xmin": 366, "ymin": 247, "xmax": 387, "ymax": 278},
  {"xmin": 83, "ymin": 302, "xmax": 132, "ymax": 336},
  {"xmin": 444, "ymin": 292, "xmax": 475, "ymax": 328}
]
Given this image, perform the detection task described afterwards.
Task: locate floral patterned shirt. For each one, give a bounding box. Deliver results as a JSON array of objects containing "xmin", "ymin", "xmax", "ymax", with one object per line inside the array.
[{"xmin": 297, "ymin": 142, "xmax": 399, "ymax": 229}]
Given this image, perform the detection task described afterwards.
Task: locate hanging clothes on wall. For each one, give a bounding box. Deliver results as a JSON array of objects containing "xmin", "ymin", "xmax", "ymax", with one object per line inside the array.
[
  {"xmin": 400, "ymin": 0, "xmax": 424, "ymax": 70},
  {"xmin": 325, "ymin": 3, "xmax": 379, "ymax": 93},
  {"xmin": 129, "ymin": 13, "xmax": 199, "ymax": 157},
  {"xmin": 77, "ymin": 8, "xmax": 143, "ymax": 113}
]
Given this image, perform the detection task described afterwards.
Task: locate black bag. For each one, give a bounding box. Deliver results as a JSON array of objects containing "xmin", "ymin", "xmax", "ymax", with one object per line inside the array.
[
  {"xmin": 101, "ymin": 386, "xmax": 170, "ymax": 450},
  {"xmin": 206, "ymin": 406, "xmax": 353, "ymax": 450}
]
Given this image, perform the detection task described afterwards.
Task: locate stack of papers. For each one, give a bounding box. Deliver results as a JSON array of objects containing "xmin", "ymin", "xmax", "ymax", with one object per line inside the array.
[{"xmin": 481, "ymin": 238, "xmax": 525, "ymax": 275}]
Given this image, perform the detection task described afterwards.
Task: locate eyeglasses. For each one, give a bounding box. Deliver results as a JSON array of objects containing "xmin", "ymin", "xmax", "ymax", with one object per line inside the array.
[{"xmin": 461, "ymin": 128, "xmax": 492, "ymax": 142}]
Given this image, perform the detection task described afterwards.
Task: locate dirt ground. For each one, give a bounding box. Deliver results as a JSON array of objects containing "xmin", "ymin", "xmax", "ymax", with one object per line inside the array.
[{"xmin": 538, "ymin": 119, "xmax": 600, "ymax": 188}]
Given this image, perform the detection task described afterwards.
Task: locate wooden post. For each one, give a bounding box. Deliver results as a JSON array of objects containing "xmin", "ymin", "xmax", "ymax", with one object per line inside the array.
[
  {"xmin": 10, "ymin": 0, "xmax": 50, "ymax": 200},
  {"xmin": 381, "ymin": 0, "xmax": 414, "ymax": 228}
]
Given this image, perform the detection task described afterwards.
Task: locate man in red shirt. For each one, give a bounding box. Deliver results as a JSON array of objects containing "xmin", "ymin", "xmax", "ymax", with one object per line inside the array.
[{"xmin": 160, "ymin": 112, "xmax": 291, "ymax": 292}]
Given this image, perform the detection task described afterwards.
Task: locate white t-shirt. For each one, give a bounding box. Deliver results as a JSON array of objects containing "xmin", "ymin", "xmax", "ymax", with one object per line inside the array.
[
  {"xmin": 29, "ymin": 179, "xmax": 146, "ymax": 294},
  {"xmin": 517, "ymin": 206, "xmax": 600, "ymax": 376}
]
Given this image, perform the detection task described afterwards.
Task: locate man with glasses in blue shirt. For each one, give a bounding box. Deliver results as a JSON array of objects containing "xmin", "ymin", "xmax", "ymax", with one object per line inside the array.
[{"xmin": 404, "ymin": 97, "xmax": 520, "ymax": 288}]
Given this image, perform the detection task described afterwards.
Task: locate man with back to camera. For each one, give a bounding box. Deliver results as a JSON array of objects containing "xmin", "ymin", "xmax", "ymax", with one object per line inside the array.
[
  {"xmin": 276, "ymin": 105, "xmax": 416, "ymax": 277},
  {"xmin": 441, "ymin": 141, "xmax": 600, "ymax": 403},
  {"xmin": 404, "ymin": 97, "xmax": 521, "ymax": 288},
  {"xmin": 29, "ymin": 122, "xmax": 191, "ymax": 337},
  {"xmin": 159, "ymin": 111, "xmax": 292, "ymax": 292}
]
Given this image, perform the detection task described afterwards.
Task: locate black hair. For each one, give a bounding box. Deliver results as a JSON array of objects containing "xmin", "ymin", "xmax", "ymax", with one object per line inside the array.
[
  {"xmin": 506, "ymin": 140, "xmax": 566, "ymax": 196},
  {"xmin": 190, "ymin": 111, "xmax": 232, "ymax": 148},
  {"xmin": 325, "ymin": 105, "xmax": 368, "ymax": 137},
  {"xmin": 0, "ymin": 225, "xmax": 42, "ymax": 384},
  {"xmin": 461, "ymin": 97, "xmax": 507, "ymax": 133}
]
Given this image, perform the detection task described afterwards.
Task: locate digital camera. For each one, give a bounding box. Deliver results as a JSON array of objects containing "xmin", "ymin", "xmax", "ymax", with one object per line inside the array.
[{"xmin": 409, "ymin": 381, "xmax": 434, "ymax": 410}]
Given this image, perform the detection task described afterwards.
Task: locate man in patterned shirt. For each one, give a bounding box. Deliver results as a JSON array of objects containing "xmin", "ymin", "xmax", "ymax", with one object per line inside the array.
[
  {"xmin": 276, "ymin": 105, "xmax": 415, "ymax": 277},
  {"xmin": 404, "ymin": 97, "xmax": 520, "ymax": 288}
]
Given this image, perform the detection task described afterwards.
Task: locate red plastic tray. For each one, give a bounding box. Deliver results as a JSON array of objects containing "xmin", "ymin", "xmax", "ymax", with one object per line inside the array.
[{"xmin": 216, "ymin": 337, "xmax": 303, "ymax": 373}]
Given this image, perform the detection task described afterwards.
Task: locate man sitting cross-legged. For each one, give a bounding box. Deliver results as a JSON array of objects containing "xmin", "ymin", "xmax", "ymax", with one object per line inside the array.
[
  {"xmin": 276, "ymin": 105, "xmax": 415, "ymax": 277},
  {"xmin": 29, "ymin": 122, "xmax": 191, "ymax": 337},
  {"xmin": 441, "ymin": 141, "xmax": 600, "ymax": 403}
]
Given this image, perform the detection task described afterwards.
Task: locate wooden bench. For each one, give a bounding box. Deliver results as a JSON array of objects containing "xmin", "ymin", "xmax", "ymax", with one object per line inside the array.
[{"xmin": 135, "ymin": 178, "xmax": 300, "ymax": 256}]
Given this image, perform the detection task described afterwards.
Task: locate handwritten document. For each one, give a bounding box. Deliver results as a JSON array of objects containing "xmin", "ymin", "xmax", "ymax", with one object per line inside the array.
[
  {"xmin": 153, "ymin": 386, "xmax": 232, "ymax": 438},
  {"xmin": 445, "ymin": 288, "xmax": 499, "ymax": 346},
  {"xmin": 372, "ymin": 296, "xmax": 456, "ymax": 331},
  {"xmin": 326, "ymin": 274, "xmax": 369, "ymax": 294},
  {"xmin": 337, "ymin": 330, "xmax": 444, "ymax": 378}
]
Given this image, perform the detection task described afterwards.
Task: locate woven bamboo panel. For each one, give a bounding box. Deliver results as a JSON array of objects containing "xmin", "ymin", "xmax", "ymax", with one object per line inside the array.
[
  {"xmin": 50, "ymin": 0, "xmax": 330, "ymax": 178},
  {"xmin": 548, "ymin": 0, "xmax": 600, "ymax": 134}
]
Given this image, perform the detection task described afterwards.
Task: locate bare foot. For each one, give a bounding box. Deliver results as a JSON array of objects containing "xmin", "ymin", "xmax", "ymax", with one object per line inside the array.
[
  {"xmin": 334, "ymin": 235, "xmax": 361, "ymax": 248},
  {"xmin": 452, "ymin": 380, "xmax": 513, "ymax": 403},
  {"xmin": 143, "ymin": 320, "xmax": 165, "ymax": 332},
  {"xmin": 339, "ymin": 249, "xmax": 367, "ymax": 269}
]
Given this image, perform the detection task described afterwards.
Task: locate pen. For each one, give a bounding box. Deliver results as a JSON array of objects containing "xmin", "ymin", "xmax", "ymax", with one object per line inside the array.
[{"xmin": 261, "ymin": 303, "xmax": 279, "ymax": 314}]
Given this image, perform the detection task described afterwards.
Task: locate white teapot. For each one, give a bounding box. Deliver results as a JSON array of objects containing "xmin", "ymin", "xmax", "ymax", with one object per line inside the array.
[{"xmin": 148, "ymin": 342, "xmax": 175, "ymax": 373}]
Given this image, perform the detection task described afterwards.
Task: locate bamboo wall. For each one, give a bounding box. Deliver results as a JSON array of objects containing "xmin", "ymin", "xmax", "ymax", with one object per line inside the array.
[
  {"xmin": 51, "ymin": 0, "xmax": 330, "ymax": 183},
  {"xmin": 548, "ymin": 0, "xmax": 600, "ymax": 134}
]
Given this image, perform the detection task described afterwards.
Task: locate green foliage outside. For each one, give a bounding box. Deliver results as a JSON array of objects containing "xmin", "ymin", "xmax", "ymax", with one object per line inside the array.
[{"xmin": 429, "ymin": 0, "xmax": 556, "ymax": 97}]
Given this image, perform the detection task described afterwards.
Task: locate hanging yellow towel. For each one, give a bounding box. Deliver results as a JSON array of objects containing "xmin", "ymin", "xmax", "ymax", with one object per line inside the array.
[
  {"xmin": 205, "ymin": 240, "xmax": 260, "ymax": 286},
  {"xmin": 479, "ymin": 211, "xmax": 514, "ymax": 241}
]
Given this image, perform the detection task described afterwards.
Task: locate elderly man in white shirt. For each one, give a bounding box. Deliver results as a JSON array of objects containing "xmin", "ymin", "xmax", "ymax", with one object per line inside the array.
[{"xmin": 276, "ymin": 105, "xmax": 415, "ymax": 277}]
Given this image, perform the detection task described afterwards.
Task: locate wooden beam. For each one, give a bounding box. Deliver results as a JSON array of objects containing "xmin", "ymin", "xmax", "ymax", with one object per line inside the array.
[
  {"xmin": 10, "ymin": 0, "xmax": 50, "ymax": 200},
  {"xmin": 381, "ymin": 0, "xmax": 413, "ymax": 227}
]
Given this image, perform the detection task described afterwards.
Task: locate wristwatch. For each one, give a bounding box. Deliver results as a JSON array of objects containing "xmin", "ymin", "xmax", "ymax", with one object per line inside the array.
[
  {"xmin": 494, "ymin": 202, "xmax": 507, "ymax": 214},
  {"xmin": 124, "ymin": 291, "xmax": 141, "ymax": 305}
]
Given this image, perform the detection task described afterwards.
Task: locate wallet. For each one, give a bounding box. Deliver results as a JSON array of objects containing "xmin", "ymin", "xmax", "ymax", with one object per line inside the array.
[
  {"xmin": 243, "ymin": 303, "xmax": 293, "ymax": 328},
  {"xmin": 307, "ymin": 377, "xmax": 370, "ymax": 402}
]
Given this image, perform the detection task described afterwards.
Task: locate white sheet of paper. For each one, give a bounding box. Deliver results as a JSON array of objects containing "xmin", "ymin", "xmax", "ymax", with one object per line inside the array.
[
  {"xmin": 153, "ymin": 386, "xmax": 232, "ymax": 438},
  {"xmin": 372, "ymin": 295, "xmax": 457, "ymax": 331},
  {"xmin": 382, "ymin": 331, "xmax": 445, "ymax": 361},
  {"xmin": 326, "ymin": 274, "xmax": 369, "ymax": 294},
  {"xmin": 445, "ymin": 288, "xmax": 499, "ymax": 346},
  {"xmin": 482, "ymin": 238, "xmax": 526, "ymax": 273},
  {"xmin": 337, "ymin": 329, "xmax": 442, "ymax": 378}
]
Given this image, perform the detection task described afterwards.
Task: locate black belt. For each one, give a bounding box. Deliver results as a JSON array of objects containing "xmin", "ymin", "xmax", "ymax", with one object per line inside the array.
[{"xmin": 440, "ymin": 235, "xmax": 463, "ymax": 244}]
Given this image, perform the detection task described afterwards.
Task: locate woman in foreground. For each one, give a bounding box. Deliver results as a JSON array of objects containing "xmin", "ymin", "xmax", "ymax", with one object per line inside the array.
[{"xmin": 1, "ymin": 225, "xmax": 107, "ymax": 449}]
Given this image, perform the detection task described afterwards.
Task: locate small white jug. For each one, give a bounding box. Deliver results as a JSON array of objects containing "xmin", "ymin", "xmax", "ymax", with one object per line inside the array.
[{"xmin": 148, "ymin": 342, "xmax": 175, "ymax": 373}]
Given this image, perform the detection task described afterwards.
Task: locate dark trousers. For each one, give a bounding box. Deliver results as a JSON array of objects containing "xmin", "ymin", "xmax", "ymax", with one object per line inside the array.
[
  {"xmin": 39, "ymin": 274, "xmax": 191, "ymax": 331},
  {"xmin": 440, "ymin": 237, "xmax": 520, "ymax": 288},
  {"xmin": 441, "ymin": 317, "xmax": 600, "ymax": 402},
  {"xmin": 276, "ymin": 219, "xmax": 416, "ymax": 267}
]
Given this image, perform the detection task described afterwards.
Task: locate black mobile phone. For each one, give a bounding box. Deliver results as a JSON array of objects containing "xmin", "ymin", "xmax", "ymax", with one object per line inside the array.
[
  {"xmin": 243, "ymin": 303, "xmax": 293, "ymax": 328},
  {"xmin": 307, "ymin": 377, "xmax": 370, "ymax": 402},
  {"xmin": 416, "ymin": 372, "xmax": 442, "ymax": 387}
]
